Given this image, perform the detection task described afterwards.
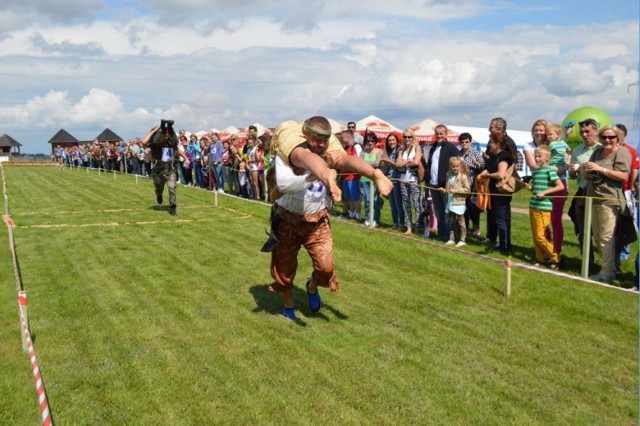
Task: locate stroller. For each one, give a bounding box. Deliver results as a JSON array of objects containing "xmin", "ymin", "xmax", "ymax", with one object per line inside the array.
[
  {"xmin": 417, "ymin": 186, "xmax": 437, "ymax": 238},
  {"xmin": 201, "ymin": 165, "xmax": 210, "ymax": 189}
]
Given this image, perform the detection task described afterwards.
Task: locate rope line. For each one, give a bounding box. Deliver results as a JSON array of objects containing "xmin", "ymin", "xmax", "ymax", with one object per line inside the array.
[{"xmin": 1, "ymin": 163, "xmax": 53, "ymax": 425}]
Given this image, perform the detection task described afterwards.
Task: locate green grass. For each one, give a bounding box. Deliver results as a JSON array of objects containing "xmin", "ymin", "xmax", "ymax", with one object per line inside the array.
[{"xmin": 0, "ymin": 166, "xmax": 638, "ymax": 424}]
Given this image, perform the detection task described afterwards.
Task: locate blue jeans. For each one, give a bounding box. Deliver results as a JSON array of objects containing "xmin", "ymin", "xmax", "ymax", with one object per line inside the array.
[
  {"xmin": 431, "ymin": 189, "xmax": 449, "ymax": 241},
  {"xmin": 487, "ymin": 194, "xmax": 512, "ymax": 252},
  {"xmin": 194, "ymin": 164, "xmax": 203, "ymax": 187},
  {"xmin": 389, "ymin": 181, "xmax": 405, "ymax": 226},
  {"xmin": 211, "ymin": 163, "xmax": 224, "ymax": 190},
  {"xmin": 361, "ymin": 180, "xmax": 380, "ymax": 223}
]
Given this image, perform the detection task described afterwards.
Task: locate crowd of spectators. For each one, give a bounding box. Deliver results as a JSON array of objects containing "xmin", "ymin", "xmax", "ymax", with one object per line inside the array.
[{"xmin": 53, "ymin": 118, "xmax": 638, "ymax": 288}]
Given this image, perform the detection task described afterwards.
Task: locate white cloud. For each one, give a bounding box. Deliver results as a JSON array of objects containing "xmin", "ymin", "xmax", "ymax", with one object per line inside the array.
[
  {"xmin": 0, "ymin": 2, "xmax": 637, "ymax": 153},
  {"xmin": 0, "ymin": 0, "xmax": 105, "ymax": 33}
]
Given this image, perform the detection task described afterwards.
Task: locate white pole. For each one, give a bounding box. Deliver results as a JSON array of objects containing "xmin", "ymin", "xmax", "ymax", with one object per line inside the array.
[
  {"xmin": 368, "ymin": 182, "xmax": 374, "ymax": 227},
  {"xmin": 581, "ymin": 196, "xmax": 593, "ymax": 278}
]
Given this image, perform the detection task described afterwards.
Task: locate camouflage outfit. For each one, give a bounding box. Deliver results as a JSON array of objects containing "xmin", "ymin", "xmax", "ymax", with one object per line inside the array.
[
  {"xmin": 152, "ymin": 161, "xmax": 177, "ymax": 206},
  {"xmin": 149, "ymin": 127, "xmax": 179, "ymax": 209}
]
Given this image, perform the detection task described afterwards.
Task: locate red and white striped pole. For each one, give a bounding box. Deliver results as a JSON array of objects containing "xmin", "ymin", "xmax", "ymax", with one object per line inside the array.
[
  {"xmin": 19, "ymin": 300, "xmax": 52, "ymax": 425},
  {"xmin": 19, "ymin": 291, "xmax": 29, "ymax": 354}
]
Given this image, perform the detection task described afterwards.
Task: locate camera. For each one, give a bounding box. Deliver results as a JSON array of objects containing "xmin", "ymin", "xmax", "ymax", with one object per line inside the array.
[{"xmin": 588, "ymin": 171, "xmax": 603, "ymax": 184}]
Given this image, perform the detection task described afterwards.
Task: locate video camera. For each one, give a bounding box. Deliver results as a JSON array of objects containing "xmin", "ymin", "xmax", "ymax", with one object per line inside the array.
[{"xmin": 160, "ymin": 119, "xmax": 174, "ymax": 132}]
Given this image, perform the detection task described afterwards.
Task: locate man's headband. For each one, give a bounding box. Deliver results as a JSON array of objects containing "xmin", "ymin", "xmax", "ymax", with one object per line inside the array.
[{"xmin": 303, "ymin": 120, "xmax": 332, "ymax": 140}]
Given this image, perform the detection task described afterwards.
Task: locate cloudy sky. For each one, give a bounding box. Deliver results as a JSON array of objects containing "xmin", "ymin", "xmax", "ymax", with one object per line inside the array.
[{"xmin": 0, "ymin": 0, "xmax": 637, "ymax": 153}]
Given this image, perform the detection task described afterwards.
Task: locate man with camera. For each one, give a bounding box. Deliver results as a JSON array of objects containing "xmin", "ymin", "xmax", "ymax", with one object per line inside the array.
[{"xmin": 141, "ymin": 119, "xmax": 190, "ymax": 215}]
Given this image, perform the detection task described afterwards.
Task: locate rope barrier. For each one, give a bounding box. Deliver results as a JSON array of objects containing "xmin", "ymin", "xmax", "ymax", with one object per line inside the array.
[
  {"xmin": 61, "ymin": 158, "xmax": 636, "ymax": 204},
  {"xmin": 337, "ymin": 217, "xmax": 637, "ymax": 294},
  {"xmin": 1, "ymin": 163, "xmax": 54, "ymax": 425}
]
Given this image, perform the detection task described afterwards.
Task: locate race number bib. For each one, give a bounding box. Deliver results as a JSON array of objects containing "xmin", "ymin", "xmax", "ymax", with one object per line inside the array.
[
  {"xmin": 161, "ymin": 147, "xmax": 174, "ymax": 162},
  {"xmin": 305, "ymin": 180, "xmax": 325, "ymax": 202}
]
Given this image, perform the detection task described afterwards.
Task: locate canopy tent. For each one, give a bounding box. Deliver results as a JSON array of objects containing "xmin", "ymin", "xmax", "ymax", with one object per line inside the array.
[
  {"xmin": 447, "ymin": 124, "xmax": 531, "ymax": 176},
  {"xmin": 218, "ymin": 126, "xmax": 241, "ymax": 142},
  {"xmin": 446, "ymin": 125, "xmax": 531, "ymax": 147},
  {"xmin": 354, "ymin": 115, "xmax": 402, "ymax": 147},
  {"xmin": 409, "ymin": 118, "xmax": 459, "ymax": 145}
]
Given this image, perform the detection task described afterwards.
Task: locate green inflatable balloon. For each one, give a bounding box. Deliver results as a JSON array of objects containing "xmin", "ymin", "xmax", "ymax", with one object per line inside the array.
[{"xmin": 562, "ymin": 106, "xmax": 612, "ymax": 146}]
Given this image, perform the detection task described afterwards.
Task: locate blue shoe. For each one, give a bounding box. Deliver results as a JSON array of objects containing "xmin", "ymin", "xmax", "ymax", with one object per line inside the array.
[
  {"xmin": 306, "ymin": 279, "xmax": 322, "ymax": 313},
  {"xmin": 423, "ymin": 230, "xmax": 430, "ymax": 239},
  {"xmin": 282, "ymin": 307, "xmax": 296, "ymax": 320}
]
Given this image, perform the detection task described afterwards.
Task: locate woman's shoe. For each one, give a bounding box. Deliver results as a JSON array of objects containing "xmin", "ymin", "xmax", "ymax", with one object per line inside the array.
[{"xmin": 589, "ymin": 273, "xmax": 614, "ymax": 283}]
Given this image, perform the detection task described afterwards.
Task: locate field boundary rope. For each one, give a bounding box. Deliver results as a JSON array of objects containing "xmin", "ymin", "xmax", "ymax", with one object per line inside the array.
[{"xmin": 1, "ymin": 163, "xmax": 53, "ymax": 425}]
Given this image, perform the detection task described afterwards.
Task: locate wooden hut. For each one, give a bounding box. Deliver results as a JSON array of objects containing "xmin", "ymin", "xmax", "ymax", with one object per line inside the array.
[
  {"xmin": 0, "ymin": 134, "xmax": 22, "ymax": 161},
  {"xmin": 48, "ymin": 129, "xmax": 79, "ymax": 155},
  {"xmin": 95, "ymin": 128, "xmax": 123, "ymax": 144}
]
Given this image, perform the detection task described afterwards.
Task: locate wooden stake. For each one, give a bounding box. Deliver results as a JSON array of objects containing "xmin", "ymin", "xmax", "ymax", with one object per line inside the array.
[{"xmin": 503, "ymin": 259, "xmax": 512, "ymax": 298}]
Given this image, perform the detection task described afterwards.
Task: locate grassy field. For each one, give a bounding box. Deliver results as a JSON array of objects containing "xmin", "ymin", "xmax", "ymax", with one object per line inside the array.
[{"xmin": 0, "ymin": 166, "xmax": 638, "ymax": 424}]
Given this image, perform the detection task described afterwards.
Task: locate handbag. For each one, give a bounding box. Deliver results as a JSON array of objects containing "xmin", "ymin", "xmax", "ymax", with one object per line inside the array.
[
  {"xmin": 475, "ymin": 175, "xmax": 491, "ymax": 211},
  {"xmin": 620, "ymin": 189, "xmax": 636, "ymax": 219},
  {"xmin": 496, "ymin": 164, "xmax": 526, "ymax": 194}
]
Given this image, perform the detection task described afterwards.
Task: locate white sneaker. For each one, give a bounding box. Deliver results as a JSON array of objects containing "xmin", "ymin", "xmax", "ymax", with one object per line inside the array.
[
  {"xmin": 445, "ymin": 240, "xmax": 455, "ymax": 246},
  {"xmin": 218, "ymin": 188, "xmax": 225, "ymax": 194},
  {"xmin": 364, "ymin": 220, "xmax": 370, "ymax": 226},
  {"xmin": 373, "ymin": 221, "xmax": 379, "ymax": 228},
  {"xmin": 455, "ymin": 241, "xmax": 467, "ymax": 248}
]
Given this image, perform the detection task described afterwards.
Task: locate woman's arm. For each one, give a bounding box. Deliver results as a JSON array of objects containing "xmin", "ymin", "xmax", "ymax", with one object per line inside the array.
[
  {"xmin": 524, "ymin": 149, "xmax": 538, "ymax": 171},
  {"xmin": 582, "ymin": 155, "xmax": 630, "ymax": 183},
  {"xmin": 394, "ymin": 149, "xmax": 407, "ymax": 167},
  {"xmin": 484, "ymin": 160, "xmax": 509, "ymax": 180},
  {"xmin": 404, "ymin": 146, "xmax": 422, "ymax": 168},
  {"xmin": 472, "ymin": 149, "xmax": 485, "ymax": 171}
]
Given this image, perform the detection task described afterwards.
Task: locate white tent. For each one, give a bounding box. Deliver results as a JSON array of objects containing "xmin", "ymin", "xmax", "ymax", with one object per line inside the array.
[
  {"xmin": 409, "ymin": 118, "xmax": 458, "ymax": 144},
  {"xmin": 354, "ymin": 114, "xmax": 401, "ymax": 146},
  {"xmin": 447, "ymin": 125, "xmax": 533, "ymax": 176},
  {"xmin": 447, "ymin": 125, "xmax": 531, "ymax": 147}
]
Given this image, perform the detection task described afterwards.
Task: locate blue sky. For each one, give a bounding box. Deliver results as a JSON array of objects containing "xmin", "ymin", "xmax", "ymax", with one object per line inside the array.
[{"xmin": 0, "ymin": 0, "xmax": 637, "ymax": 153}]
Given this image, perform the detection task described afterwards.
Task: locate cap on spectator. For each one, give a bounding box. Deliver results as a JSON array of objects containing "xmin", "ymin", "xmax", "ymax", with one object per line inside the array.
[{"xmin": 579, "ymin": 118, "xmax": 598, "ymax": 128}]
